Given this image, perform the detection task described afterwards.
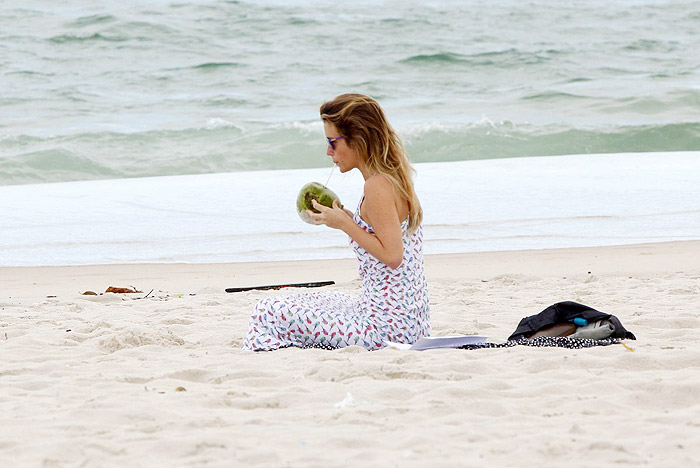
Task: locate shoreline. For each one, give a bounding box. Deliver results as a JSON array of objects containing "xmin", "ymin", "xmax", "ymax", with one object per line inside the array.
[
  {"xmin": 2, "ymin": 240, "xmax": 698, "ymax": 300},
  {"xmin": 3, "ymin": 151, "xmax": 699, "ymax": 268}
]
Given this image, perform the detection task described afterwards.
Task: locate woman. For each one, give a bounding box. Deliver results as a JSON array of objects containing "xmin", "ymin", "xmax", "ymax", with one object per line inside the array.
[{"xmin": 242, "ymin": 94, "xmax": 430, "ymax": 351}]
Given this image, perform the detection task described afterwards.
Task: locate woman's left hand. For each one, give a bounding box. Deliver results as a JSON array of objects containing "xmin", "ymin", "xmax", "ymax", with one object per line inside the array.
[{"xmin": 308, "ymin": 199, "xmax": 350, "ymax": 230}]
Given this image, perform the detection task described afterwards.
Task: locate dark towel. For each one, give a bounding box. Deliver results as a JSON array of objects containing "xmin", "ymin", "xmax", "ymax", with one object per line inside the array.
[{"xmin": 508, "ymin": 301, "xmax": 636, "ymax": 341}]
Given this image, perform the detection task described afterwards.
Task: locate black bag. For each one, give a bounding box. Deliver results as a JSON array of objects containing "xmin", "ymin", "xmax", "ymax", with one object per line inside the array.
[{"xmin": 508, "ymin": 301, "xmax": 636, "ymax": 341}]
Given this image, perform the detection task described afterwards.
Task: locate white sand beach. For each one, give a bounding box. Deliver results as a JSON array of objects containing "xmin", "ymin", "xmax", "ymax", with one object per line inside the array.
[{"xmin": 1, "ymin": 241, "xmax": 699, "ymax": 467}]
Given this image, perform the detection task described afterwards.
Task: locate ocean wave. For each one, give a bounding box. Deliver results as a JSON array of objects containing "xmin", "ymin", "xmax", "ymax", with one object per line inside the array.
[
  {"xmin": 599, "ymin": 90, "xmax": 700, "ymax": 114},
  {"xmin": 399, "ymin": 48, "xmax": 554, "ymax": 68},
  {"xmin": 286, "ymin": 17, "xmax": 321, "ymax": 26},
  {"xmin": 404, "ymin": 122, "xmax": 700, "ymax": 162},
  {"xmin": 1, "ymin": 122, "xmax": 698, "ymax": 186},
  {"xmin": 399, "ymin": 52, "xmax": 467, "ymax": 64},
  {"xmin": 201, "ymin": 118, "xmax": 242, "ymax": 130},
  {"xmin": 48, "ymin": 33, "xmax": 130, "ymax": 43},
  {"xmin": 622, "ymin": 39, "xmax": 680, "ymax": 52},
  {"xmin": 521, "ymin": 91, "xmax": 589, "ymax": 101},
  {"xmin": 562, "ymin": 77, "xmax": 593, "ymax": 84},
  {"xmin": 198, "ymin": 96, "xmax": 252, "ymax": 108},
  {"xmin": 190, "ymin": 62, "xmax": 246, "ymax": 70},
  {"xmin": 48, "ymin": 19, "xmax": 173, "ymax": 44},
  {"xmin": 0, "ymin": 149, "xmax": 120, "ymax": 185},
  {"xmin": 67, "ymin": 14, "xmax": 117, "ymax": 27}
]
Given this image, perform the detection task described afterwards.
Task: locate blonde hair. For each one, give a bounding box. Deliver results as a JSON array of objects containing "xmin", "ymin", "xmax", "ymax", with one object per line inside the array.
[{"xmin": 320, "ymin": 93, "xmax": 423, "ymax": 231}]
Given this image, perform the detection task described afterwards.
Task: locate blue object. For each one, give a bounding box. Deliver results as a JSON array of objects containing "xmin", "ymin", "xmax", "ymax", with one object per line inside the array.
[{"xmin": 572, "ymin": 317, "xmax": 588, "ymax": 326}]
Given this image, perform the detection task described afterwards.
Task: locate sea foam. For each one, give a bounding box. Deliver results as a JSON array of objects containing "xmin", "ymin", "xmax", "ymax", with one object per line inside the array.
[{"xmin": 1, "ymin": 152, "xmax": 698, "ymax": 267}]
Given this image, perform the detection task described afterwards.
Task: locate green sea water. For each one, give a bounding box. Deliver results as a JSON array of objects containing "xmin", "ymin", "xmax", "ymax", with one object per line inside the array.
[{"xmin": 1, "ymin": 0, "xmax": 698, "ymax": 185}]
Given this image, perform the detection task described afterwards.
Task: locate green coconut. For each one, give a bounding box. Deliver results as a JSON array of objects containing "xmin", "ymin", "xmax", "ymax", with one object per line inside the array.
[{"xmin": 296, "ymin": 182, "xmax": 341, "ymax": 224}]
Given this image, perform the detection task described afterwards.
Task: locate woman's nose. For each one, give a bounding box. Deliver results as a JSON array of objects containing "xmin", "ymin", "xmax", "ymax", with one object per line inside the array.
[{"xmin": 326, "ymin": 145, "xmax": 334, "ymax": 156}]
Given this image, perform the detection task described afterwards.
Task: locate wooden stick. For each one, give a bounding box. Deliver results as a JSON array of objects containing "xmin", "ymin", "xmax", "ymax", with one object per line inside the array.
[{"xmin": 225, "ymin": 281, "xmax": 335, "ymax": 293}]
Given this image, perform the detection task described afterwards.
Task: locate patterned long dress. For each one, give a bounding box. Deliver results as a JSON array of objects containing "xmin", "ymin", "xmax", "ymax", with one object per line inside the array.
[{"xmin": 241, "ymin": 201, "xmax": 430, "ymax": 351}]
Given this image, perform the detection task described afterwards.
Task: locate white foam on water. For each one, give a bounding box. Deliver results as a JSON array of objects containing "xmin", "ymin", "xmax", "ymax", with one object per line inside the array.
[{"xmin": 1, "ymin": 152, "xmax": 699, "ymax": 266}]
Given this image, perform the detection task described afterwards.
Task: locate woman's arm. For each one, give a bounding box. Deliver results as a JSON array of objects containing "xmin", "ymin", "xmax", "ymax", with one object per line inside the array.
[{"xmin": 309, "ymin": 175, "xmax": 404, "ymax": 269}]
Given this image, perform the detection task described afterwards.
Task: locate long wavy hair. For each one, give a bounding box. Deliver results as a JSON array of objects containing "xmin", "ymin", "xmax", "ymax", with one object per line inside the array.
[{"xmin": 320, "ymin": 93, "xmax": 423, "ymax": 232}]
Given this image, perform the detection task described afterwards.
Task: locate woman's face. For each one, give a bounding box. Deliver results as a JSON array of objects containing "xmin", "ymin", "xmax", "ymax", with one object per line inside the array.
[{"xmin": 324, "ymin": 121, "xmax": 362, "ymax": 174}]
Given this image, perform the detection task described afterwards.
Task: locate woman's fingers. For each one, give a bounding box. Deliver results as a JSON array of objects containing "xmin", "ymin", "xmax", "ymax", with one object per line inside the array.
[
  {"xmin": 310, "ymin": 199, "xmax": 345, "ymax": 226},
  {"xmin": 311, "ymin": 199, "xmax": 325, "ymax": 212},
  {"xmin": 306, "ymin": 207, "xmax": 323, "ymax": 225},
  {"xmin": 313, "ymin": 199, "xmax": 342, "ymax": 211}
]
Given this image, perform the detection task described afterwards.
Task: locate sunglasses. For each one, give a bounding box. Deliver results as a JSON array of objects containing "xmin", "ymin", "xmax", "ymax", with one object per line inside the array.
[{"xmin": 326, "ymin": 136, "xmax": 345, "ymax": 150}]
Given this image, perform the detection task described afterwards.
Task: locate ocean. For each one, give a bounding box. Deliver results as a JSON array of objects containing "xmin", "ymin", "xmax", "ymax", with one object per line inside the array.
[{"xmin": 1, "ymin": 0, "xmax": 699, "ymax": 266}]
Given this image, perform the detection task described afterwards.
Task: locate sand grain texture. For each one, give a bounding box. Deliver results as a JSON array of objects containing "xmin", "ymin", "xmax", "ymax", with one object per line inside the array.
[{"xmin": 1, "ymin": 242, "xmax": 699, "ymax": 467}]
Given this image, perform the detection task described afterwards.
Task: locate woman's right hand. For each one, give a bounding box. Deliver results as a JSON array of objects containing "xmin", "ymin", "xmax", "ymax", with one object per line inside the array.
[{"xmin": 308, "ymin": 199, "xmax": 352, "ymax": 230}]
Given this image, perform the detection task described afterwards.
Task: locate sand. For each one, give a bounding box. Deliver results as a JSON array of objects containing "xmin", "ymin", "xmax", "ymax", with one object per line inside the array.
[{"xmin": 1, "ymin": 241, "xmax": 699, "ymax": 467}]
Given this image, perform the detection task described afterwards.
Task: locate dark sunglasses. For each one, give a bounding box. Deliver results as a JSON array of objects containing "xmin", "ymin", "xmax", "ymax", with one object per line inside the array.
[{"xmin": 326, "ymin": 136, "xmax": 345, "ymax": 150}]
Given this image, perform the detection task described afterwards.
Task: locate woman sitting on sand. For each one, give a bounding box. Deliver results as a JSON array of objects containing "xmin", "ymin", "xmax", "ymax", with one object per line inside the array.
[{"xmin": 242, "ymin": 93, "xmax": 430, "ymax": 351}]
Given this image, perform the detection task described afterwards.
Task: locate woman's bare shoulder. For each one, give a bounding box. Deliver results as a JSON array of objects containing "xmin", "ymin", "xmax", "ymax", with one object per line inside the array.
[
  {"xmin": 363, "ymin": 173, "xmax": 395, "ymax": 197},
  {"xmin": 362, "ymin": 173, "xmax": 408, "ymax": 222}
]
